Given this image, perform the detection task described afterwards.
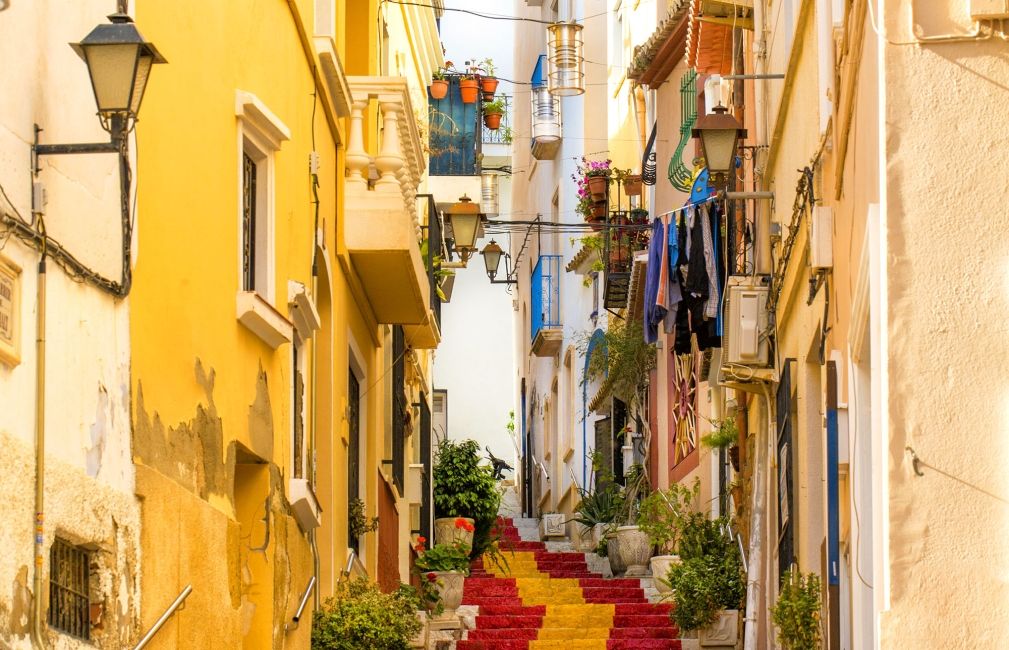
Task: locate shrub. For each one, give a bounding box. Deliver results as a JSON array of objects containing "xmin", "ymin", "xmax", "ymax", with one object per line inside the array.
[
  {"xmin": 433, "ymin": 439, "xmax": 501, "ymax": 560},
  {"xmin": 311, "ymin": 578, "xmax": 421, "ymax": 650},
  {"xmin": 665, "ymin": 514, "xmax": 745, "ymax": 631},
  {"xmin": 637, "ymin": 478, "xmax": 700, "ymax": 554},
  {"xmin": 772, "ymin": 570, "xmax": 823, "ymax": 649}
]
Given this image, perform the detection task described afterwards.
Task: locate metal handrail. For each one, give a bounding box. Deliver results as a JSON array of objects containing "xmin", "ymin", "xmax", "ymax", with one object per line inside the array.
[
  {"xmin": 133, "ymin": 584, "xmax": 192, "ymax": 650},
  {"xmin": 284, "ymin": 575, "xmax": 317, "ymax": 632}
]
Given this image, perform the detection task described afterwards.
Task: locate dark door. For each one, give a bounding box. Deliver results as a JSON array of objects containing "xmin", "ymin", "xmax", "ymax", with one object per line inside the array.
[
  {"xmin": 420, "ymin": 393, "xmax": 432, "ymax": 541},
  {"xmin": 594, "ymin": 417, "xmax": 613, "ymax": 490},
  {"xmin": 777, "ymin": 359, "xmax": 796, "ymax": 579},
  {"xmin": 348, "ymin": 368, "xmax": 361, "ymax": 552},
  {"xmin": 392, "ymin": 326, "xmax": 407, "ymax": 494}
]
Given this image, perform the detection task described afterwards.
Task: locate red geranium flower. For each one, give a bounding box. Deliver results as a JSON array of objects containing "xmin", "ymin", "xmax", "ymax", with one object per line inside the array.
[
  {"xmin": 417, "ymin": 536, "xmax": 426, "ymax": 544},
  {"xmin": 454, "ymin": 517, "xmax": 466, "ymax": 529},
  {"xmin": 426, "ymin": 572, "xmax": 438, "ymax": 582},
  {"xmin": 463, "ymin": 521, "xmax": 475, "ymax": 533}
]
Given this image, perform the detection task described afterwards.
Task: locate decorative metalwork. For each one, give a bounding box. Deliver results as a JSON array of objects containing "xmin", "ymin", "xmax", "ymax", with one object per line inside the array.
[
  {"xmin": 392, "ymin": 326, "xmax": 407, "ymax": 495},
  {"xmin": 242, "ymin": 152, "xmax": 257, "ymax": 291},
  {"xmin": 428, "ymin": 75, "xmax": 482, "ymax": 176},
  {"xmin": 531, "ymin": 255, "xmax": 562, "ymax": 342},
  {"xmin": 48, "ymin": 538, "xmax": 90, "ymax": 640},
  {"xmin": 672, "ymin": 351, "xmax": 699, "ymax": 467},
  {"xmin": 669, "ymin": 70, "xmax": 699, "ymax": 192},
  {"xmin": 348, "ymin": 369, "xmax": 361, "ymax": 552},
  {"xmin": 482, "ymin": 95, "xmax": 512, "ymax": 144}
]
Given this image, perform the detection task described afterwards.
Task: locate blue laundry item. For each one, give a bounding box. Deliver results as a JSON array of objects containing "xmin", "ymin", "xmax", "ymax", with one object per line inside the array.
[{"xmin": 643, "ymin": 218, "xmax": 665, "ymax": 344}]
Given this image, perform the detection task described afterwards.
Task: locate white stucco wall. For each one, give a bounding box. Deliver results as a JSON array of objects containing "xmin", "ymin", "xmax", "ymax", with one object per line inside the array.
[{"xmin": 0, "ymin": 2, "xmax": 140, "ymax": 646}]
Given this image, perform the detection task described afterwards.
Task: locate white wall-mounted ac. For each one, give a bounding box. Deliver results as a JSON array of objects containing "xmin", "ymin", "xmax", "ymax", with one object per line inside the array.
[
  {"xmin": 723, "ymin": 276, "xmax": 772, "ymax": 368},
  {"xmin": 810, "ymin": 206, "xmax": 834, "ymax": 270}
]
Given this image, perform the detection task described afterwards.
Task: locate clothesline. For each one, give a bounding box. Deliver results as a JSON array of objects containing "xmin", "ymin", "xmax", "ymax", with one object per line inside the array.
[{"xmin": 654, "ymin": 195, "xmax": 721, "ymax": 221}]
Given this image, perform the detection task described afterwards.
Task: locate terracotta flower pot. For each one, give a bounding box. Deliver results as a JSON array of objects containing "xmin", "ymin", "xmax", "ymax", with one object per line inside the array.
[
  {"xmin": 429, "ymin": 571, "xmax": 466, "ymax": 616},
  {"xmin": 483, "ymin": 112, "xmax": 503, "ymax": 130},
  {"xmin": 585, "ymin": 215, "xmax": 605, "ymax": 232},
  {"xmin": 430, "ymin": 79, "xmax": 448, "ymax": 100},
  {"xmin": 649, "ymin": 554, "xmax": 681, "ymax": 594},
  {"xmin": 480, "ymin": 76, "xmax": 499, "ymax": 101},
  {"xmin": 622, "ymin": 175, "xmax": 643, "ymax": 196},
  {"xmin": 616, "ymin": 525, "xmax": 652, "ymax": 577},
  {"xmin": 590, "ymin": 201, "xmax": 607, "ymax": 218},
  {"xmin": 609, "ymin": 248, "xmax": 629, "ymax": 267},
  {"xmin": 587, "ymin": 175, "xmax": 609, "ymax": 201},
  {"xmin": 459, "ymin": 79, "xmax": 479, "ymax": 104},
  {"xmin": 434, "ymin": 517, "xmax": 475, "ymax": 548}
]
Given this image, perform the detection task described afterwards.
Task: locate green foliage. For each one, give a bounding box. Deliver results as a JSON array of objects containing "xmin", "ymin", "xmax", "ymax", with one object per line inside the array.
[
  {"xmin": 772, "ymin": 570, "xmax": 823, "ymax": 650},
  {"xmin": 311, "ymin": 579, "xmax": 421, "ymax": 650},
  {"xmin": 482, "ymin": 99, "xmax": 505, "ymax": 114},
  {"xmin": 348, "ymin": 497, "xmax": 378, "ymax": 540},
  {"xmin": 500, "ymin": 125, "xmax": 513, "ymax": 144},
  {"xmin": 594, "ymin": 536, "xmax": 609, "ymax": 558},
  {"xmin": 666, "ymin": 514, "xmax": 745, "ymax": 631},
  {"xmin": 638, "ymin": 478, "xmax": 701, "ymax": 553},
  {"xmin": 580, "ymin": 319, "xmax": 656, "ymax": 408},
  {"xmin": 571, "ymin": 482, "xmax": 624, "ymax": 528},
  {"xmin": 433, "ymin": 439, "xmax": 501, "ymax": 560},
  {"xmin": 615, "ymin": 463, "xmax": 650, "ymax": 526},
  {"xmin": 432, "ymin": 69, "xmax": 446, "ymax": 81},
  {"xmin": 701, "ymin": 418, "xmax": 738, "ymax": 449},
  {"xmin": 414, "ymin": 540, "xmax": 472, "ymax": 573},
  {"xmin": 479, "ymin": 58, "xmax": 497, "ymax": 76}
]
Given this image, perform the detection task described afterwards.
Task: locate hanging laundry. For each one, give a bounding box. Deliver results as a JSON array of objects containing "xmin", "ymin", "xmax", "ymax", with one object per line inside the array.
[
  {"xmin": 642, "ymin": 217, "xmax": 666, "ymax": 344},
  {"xmin": 700, "ymin": 204, "xmax": 719, "ymax": 319}
]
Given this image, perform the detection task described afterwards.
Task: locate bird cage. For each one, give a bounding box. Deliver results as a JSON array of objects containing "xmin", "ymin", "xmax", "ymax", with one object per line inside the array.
[
  {"xmin": 547, "ymin": 22, "xmax": 584, "ymax": 96},
  {"xmin": 531, "ymin": 85, "xmax": 561, "ymax": 143},
  {"xmin": 480, "ymin": 172, "xmax": 500, "ymax": 217}
]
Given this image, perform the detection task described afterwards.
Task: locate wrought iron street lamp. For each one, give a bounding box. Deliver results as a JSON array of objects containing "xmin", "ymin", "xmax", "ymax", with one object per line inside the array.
[
  {"xmin": 445, "ymin": 195, "xmax": 483, "ymax": 262},
  {"xmin": 480, "ymin": 240, "xmax": 516, "ymax": 285},
  {"xmin": 691, "ymin": 104, "xmax": 746, "ymax": 188},
  {"xmin": 547, "ymin": 22, "xmax": 585, "ymax": 96}
]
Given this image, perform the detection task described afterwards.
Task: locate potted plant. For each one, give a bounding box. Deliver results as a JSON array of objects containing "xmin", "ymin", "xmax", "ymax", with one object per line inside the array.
[
  {"xmin": 312, "ymin": 578, "xmax": 422, "ymax": 649},
  {"xmin": 433, "ymin": 439, "xmax": 500, "ymax": 557},
  {"xmin": 482, "ymin": 99, "xmax": 505, "ymax": 130},
  {"xmin": 613, "ymin": 168, "xmax": 643, "ymax": 196},
  {"xmin": 459, "ymin": 75, "xmax": 479, "ymax": 104},
  {"xmin": 638, "ymin": 478, "xmax": 700, "ymax": 594},
  {"xmin": 430, "ymin": 69, "xmax": 448, "ymax": 100},
  {"xmin": 569, "ymin": 477, "xmax": 623, "ymax": 551},
  {"xmin": 702, "ymin": 417, "xmax": 741, "ymax": 472},
  {"xmin": 349, "ymin": 497, "xmax": 379, "ymax": 541},
  {"xmin": 479, "ymin": 58, "xmax": 499, "ymax": 100},
  {"xmin": 613, "ymin": 463, "xmax": 652, "ymax": 577},
  {"xmin": 500, "ymin": 125, "xmax": 513, "ymax": 144},
  {"xmin": 771, "ymin": 569, "xmax": 823, "ymax": 649},
  {"xmin": 665, "ymin": 514, "xmax": 745, "ymax": 646},
  {"xmin": 413, "ymin": 539, "xmax": 472, "ymax": 618},
  {"xmin": 579, "ymin": 158, "xmax": 612, "ymax": 201}
]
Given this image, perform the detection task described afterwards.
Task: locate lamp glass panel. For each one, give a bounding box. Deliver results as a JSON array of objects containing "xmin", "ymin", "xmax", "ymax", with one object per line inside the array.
[
  {"xmin": 700, "ymin": 129, "xmax": 738, "ymax": 174},
  {"xmin": 483, "ymin": 249, "xmax": 502, "ymax": 276},
  {"xmin": 450, "ymin": 213, "xmax": 479, "ymax": 249},
  {"xmin": 83, "ymin": 43, "xmax": 141, "ymax": 113},
  {"xmin": 129, "ymin": 53, "xmax": 154, "ymax": 114}
]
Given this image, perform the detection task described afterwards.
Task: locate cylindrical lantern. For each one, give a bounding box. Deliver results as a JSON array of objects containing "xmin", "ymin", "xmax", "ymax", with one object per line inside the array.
[
  {"xmin": 547, "ymin": 22, "xmax": 585, "ymax": 96},
  {"xmin": 480, "ymin": 172, "xmax": 500, "ymax": 218},
  {"xmin": 531, "ymin": 86, "xmax": 561, "ymax": 142}
]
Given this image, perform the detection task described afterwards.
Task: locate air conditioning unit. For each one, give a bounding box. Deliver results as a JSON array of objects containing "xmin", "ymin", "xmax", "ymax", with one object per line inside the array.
[
  {"xmin": 810, "ymin": 206, "xmax": 833, "ymax": 270},
  {"xmin": 723, "ymin": 276, "xmax": 771, "ymax": 368},
  {"xmin": 972, "ymin": 0, "xmax": 1009, "ymax": 19}
]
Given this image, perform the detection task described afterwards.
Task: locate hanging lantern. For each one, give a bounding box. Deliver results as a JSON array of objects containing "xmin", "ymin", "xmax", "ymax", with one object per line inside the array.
[
  {"xmin": 445, "ymin": 195, "xmax": 482, "ymax": 253},
  {"xmin": 480, "ymin": 172, "xmax": 500, "ymax": 218},
  {"xmin": 480, "ymin": 240, "xmax": 504, "ymax": 280},
  {"xmin": 531, "ymin": 86, "xmax": 561, "ymax": 143},
  {"xmin": 691, "ymin": 104, "xmax": 746, "ymax": 187},
  {"xmin": 547, "ymin": 22, "xmax": 585, "ymax": 96}
]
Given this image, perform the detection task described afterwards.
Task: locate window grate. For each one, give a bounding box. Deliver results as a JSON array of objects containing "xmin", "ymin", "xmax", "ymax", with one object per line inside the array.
[
  {"xmin": 242, "ymin": 152, "xmax": 258, "ymax": 292},
  {"xmin": 48, "ymin": 538, "xmax": 90, "ymax": 640}
]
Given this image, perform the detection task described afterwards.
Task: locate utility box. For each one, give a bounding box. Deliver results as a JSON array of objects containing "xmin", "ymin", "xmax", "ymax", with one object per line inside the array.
[
  {"xmin": 810, "ymin": 205, "xmax": 833, "ymax": 270},
  {"xmin": 972, "ymin": 0, "xmax": 1009, "ymax": 19},
  {"xmin": 723, "ymin": 275, "xmax": 771, "ymax": 368}
]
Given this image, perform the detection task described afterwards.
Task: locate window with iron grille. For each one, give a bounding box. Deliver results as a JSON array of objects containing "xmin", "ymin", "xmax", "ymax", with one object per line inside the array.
[
  {"xmin": 392, "ymin": 326, "xmax": 407, "ymax": 494},
  {"xmin": 348, "ymin": 367, "xmax": 361, "ymax": 552},
  {"xmin": 242, "ymin": 152, "xmax": 258, "ymax": 292},
  {"xmin": 48, "ymin": 538, "xmax": 91, "ymax": 640}
]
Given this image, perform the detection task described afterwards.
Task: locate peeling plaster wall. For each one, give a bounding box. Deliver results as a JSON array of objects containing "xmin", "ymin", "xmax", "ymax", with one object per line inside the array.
[{"xmin": 0, "ymin": 1, "xmax": 142, "ymax": 647}]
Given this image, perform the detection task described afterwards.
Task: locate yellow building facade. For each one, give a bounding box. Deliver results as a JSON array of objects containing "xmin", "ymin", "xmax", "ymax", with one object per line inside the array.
[{"xmin": 131, "ymin": 0, "xmax": 442, "ymax": 645}]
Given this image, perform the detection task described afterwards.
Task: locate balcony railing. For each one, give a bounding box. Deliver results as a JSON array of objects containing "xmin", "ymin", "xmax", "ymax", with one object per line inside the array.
[
  {"xmin": 531, "ymin": 255, "xmax": 562, "ymax": 343},
  {"xmin": 482, "ymin": 94, "xmax": 512, "ymax": 144},
  {"xmin": 419, "ymin": 194, "xmax": 444, "ymax": 330},
  {"xmin": 429, "ymin": 74, "xmax": 482, "ymax": 176},
  {"xmin": 603, "ymin": 210, "xmax": 651, "ymax": 311}
]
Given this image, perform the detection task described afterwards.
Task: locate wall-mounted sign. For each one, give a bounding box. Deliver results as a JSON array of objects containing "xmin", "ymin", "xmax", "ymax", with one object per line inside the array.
[{"xmin": 0, "ymin": 256, "xmax": 21, "ymax": 367}]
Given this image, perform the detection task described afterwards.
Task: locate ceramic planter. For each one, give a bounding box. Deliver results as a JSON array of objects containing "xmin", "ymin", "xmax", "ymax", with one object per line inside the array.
[
  {"xmin": 434, "ymin": 517, "xmax": 475, "ymax": 548},
  {"xmin": 587, "ymin": 175, "xmax": 609, "ymax": 201},
  {"xmin": 649, "ymin": 554, "xmax": 680, "ymax": 594},
  {"xmin": 430, "ymin": 571, "xmax": 466, "ymax": 616},
  {"xmin": 483, "ymin": 111, "xmax": 503, "ymax": 130},
  {"xmin": 569, "ymin": 521, "xmax": 592, "ymax": 551},
  {"xmin": 699, "ymin": 609, "xmax": 739, "ymax": 647},
  {"xmin": 591, "ymin": 523, "xmax": 607, "ymax": 548},
  {"xmin": 480, "ymin": 76, "xmax": 499, "ymax": 101},
  {"xmin": 606, "ymin": 535, "xmax": 626, "ymax": 575},
  {"xmin": 622, "ymin": 175, "xmax": 643, "ymax": 196},
  {"xmin": 430, "ymin": 79, "xmax": 448, "ymax": 100},
  {"xmin": 616, "ymin": 526, "xmax": 652, "ymax": 577},
  {"xmin": 590, "ymin": 201, "xmax": 607, "ymax": 218},
  {"xmin": 459, "ymin": 79, "xmax": 479, "ymax": 104}
]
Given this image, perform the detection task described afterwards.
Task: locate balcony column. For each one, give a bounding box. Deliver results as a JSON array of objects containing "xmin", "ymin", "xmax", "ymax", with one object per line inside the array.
[
  {"xmin": 375, "ymin": 99, "xmax": 404, "ymax": 193},
  {"xmin": 345, "ymin": 99, "xmax": 370, "ymax": 191}
]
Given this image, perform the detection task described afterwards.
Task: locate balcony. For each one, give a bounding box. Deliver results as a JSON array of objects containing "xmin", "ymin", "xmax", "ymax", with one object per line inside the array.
[
  {"xmin": 531, "ymin": 255, "xmax": 563, "ymax": 357},
  {"xmin": 530, "ymin": 55, "xmax": 561, "ymax": 160},
  {"xmin": 403, "ymin": 195, "xmax": 445, "ymax": 349},
  {"xmin": 345, "ymin": 77, "xmax": 430, "ymax": 325},
  {"xmin": 604, "ymin": 210, "xmax": 652, "ymax": 311},
  {"xmin": 429, "ymin": 75, "xmax": 482, "ymax": 176}
]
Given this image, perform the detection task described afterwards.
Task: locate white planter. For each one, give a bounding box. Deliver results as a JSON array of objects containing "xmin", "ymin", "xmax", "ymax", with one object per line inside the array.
[
  {"xmin": 430, "ymin": 571, "xmax": 466, "ymax": 616},
  {"xmin": 649, "ymin": 554, "xmax": 681, "ymax": 594},
  {"xmin": 615, "ymin": 525, "xmax": 652, "ymax": 577},
  {"xmin": 540, "ymin": 513, "xmax": 567, "ymax": 539},
  {"xmin": 699, "ymin": 609, "xmax": 739, "ymax": 647},
  {"xmin": 434, "ymin": 517, "xmax": 475, "ymax": 548},
  {"xmin": 606, "ymin": 536, "xmax": 626, "ymax": 575}
]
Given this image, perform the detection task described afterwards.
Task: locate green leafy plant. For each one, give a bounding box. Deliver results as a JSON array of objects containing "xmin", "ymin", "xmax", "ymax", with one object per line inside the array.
[
  {"xmin": 349, "ymin": 497, "xmax": 378, "ymax": 540},
  {"xmin": 571, "ymin": 482, "xmax": 624, "ymax": 528},
  {"xmin": 432, "ymin": 68, "xmax": 446, "ymax": 81},
  {"xmin": 772, "ymin": 569, "xmax": 823, "ymax": 650},
  {"xmin": 580, "ymin": 318, "xmax": 656, "ymax": 408},
  {"xmin": 433, "ymin": 439, "xmax": 501, "ymax": 560},
  {"xmin": 482, "ymin": 99, "xmax": 505, "ymax": 115},
  {"xmin": 638, "ymin": 478, "xmax": 701, "ymax": 554},
  {"xmin": 312, "ymin": 578, "xmax": 421, "ymax": 650},
  {"xmin": 500, "ymin": 125, "xmax": 513, "ymax": 144},
  {"xmin": 616, "ymin": 463, "xmax": 650, "ymax": 526},
  {"xmin": 665, "ymin": 514, "xmax": 745, "ymax": 631},
  {"xmin": 414, "ymin": 540, "xmax": 472, "ymax": 573},
  {"xmin": 479, "ymin": 58, "xmax": 497, "ymax": 77},
  {"xmin": 594, "ymin": 536, "xmax": 609, "ymax": 558},
  {"xmin": 701, "ymin": 418, "xmax": 738, "ymax": 449}
]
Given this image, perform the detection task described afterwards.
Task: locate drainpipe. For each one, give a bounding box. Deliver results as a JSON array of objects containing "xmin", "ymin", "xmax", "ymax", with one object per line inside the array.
[
  {"xmin": 310, "ymin": 265, "xmax": 320, "ymax": 608},
  {"xmin": 753, "ymin": 0, "xmax": 771, "ymax": 277},
  {"xmin": 742, "ymin": 383, "xmax": 772, "ymax": 650},
  {"xmin": 31, "ymin": 254, "xmax": 47, "ymax": 649}
]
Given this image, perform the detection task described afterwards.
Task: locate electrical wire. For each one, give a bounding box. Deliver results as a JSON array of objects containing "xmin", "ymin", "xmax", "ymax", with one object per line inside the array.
[{"xmin": 380, "ymin": 0, "xmax": 610, "ymax": 24}]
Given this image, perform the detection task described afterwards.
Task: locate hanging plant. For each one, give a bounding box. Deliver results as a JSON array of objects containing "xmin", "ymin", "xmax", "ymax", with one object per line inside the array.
[
  {"xmin": 478, "ymin": 58, "xmax": 499, "ymax": 100},
  {"xmin": 579, "ymin": 318, "xmax": 656, "ymax": 408},
  {"xmin": 430, "ymin": 69, "xmax": 448, "ymax": 100},
  {"xmin": 459, "ymin": 76, "xmax": 479, "ymax": 104},
  {"xmin": 482, "ymin": 99, "xmax": 505, "ymax": 130},
  {"xmin": 349, "ymin": 497, "xmax": 379, "ymax": 540}
]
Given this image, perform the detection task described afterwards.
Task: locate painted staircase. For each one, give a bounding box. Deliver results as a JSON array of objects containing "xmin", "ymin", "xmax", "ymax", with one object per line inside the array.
[{"xmin": 456, "ymin": 517, "xmax": 681, "ymax": 649}]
